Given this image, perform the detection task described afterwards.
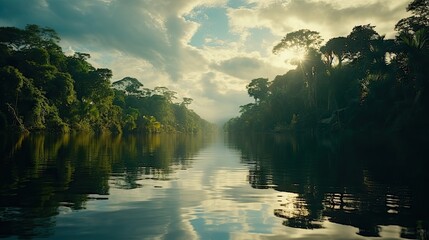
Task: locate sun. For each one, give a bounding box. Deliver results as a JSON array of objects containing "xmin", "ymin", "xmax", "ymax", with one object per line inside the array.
[
  {"xmin": 290, "ymin": 49, "xmax": 306, "ymax": 63},
  {"xmin": 272, "ymin": 49, "xmax": 307, "ymax": 67}
]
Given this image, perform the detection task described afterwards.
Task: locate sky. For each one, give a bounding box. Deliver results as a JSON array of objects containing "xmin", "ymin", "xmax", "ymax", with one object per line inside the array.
[{"xmin": 0, "ymin": 0, "xmax": 411, "ymax": 123}]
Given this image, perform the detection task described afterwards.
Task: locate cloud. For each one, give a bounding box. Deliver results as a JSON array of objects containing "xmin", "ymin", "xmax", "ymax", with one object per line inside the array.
[
  {"xmin": 212, "ymin": 56, "xmax": 284, "ymax": 80},
  {"xmin": 213, "ymin": 57, "xmax": 262, "ymax": 79},
  {"xmin": 185, "ymin": 72, "xmax": 251, "ymax": 123},
  {"xmin": 229, "ymin": 0, "xmax": 410, "ymax": 39},
  {"xmin": 0, "ymin": 0, "xmax": 212, "ymax": 81},
  {"xmin": 0, "ymin": 0, "xmax": 412, "ymax": 122}
]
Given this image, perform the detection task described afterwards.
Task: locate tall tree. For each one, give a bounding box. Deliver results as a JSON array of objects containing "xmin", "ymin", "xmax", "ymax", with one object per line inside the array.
[
  {"xmin": 346, "ymin": 24, "xmax": 382, "ymax": 63},
  {"xmin": 273, "ymin": 29, "xmax": 323, "ymax": 55},
  {"xmin": 320, "ymin": 37, "xmax": 349, "ymax": 68},
  {"xmin": 247, "ymin": 78, "xmax": 270, "ymax": 103},
  {"xmin": 395, "ymin": 0, "xmax": 429, "ymax": 34},
  {"xmin": 112, "ymin": 77, "xmax": 144, "ymax": 96}
]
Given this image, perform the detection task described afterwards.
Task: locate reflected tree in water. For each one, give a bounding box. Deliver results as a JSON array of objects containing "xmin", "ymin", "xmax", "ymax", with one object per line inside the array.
[
  {"xmin": 0, "ymin": 132, "xmax": 211, "ymax": 238},
  {"xmin": 227, "ymin": 132, "xmax": 429, "ymax": 239}
]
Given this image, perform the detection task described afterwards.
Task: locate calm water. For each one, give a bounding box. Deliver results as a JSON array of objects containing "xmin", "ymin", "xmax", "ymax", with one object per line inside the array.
[{"xmin": 0, "ymin": 132, "xmax": 428, "ymax": 239}]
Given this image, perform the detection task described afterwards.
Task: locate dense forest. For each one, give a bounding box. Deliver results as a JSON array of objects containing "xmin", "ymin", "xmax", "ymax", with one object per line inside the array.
[
  {"xmin": 224, "ymin": 0, "xmax": 429, "ymax": 135},
  {"xmin": 0, "ymin": 25, "xmax": 214, "ymax": 134}
]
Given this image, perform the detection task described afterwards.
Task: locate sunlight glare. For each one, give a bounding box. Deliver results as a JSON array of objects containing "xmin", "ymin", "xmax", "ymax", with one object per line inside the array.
[
  {"xmin": 291, "ymin": 49, "xmax": 306, "ymax": 63},
  {"xmin": 273, "ymin": 49, "xmax": 306, "ymax": 67}
]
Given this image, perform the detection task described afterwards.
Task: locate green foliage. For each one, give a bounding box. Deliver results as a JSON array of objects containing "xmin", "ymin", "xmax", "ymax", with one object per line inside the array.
[
  {"xmin": 320, "ymin": 37, "xmax": 348, "ymax": 67},
  {"xmin": 395, "ymin": 0, "xmax": 429, "ymax": 34},
  {"xmin": 0, "ymin": 66, "xmax": 24, "ymax": 106},
  {"xmin": 273, "ymin": 29, "xmax": 323, "ymax": 54},
  {"xmin": 226, "ymin": 5, "xmax": 429, "ymax": 135},
  {"xmin": 112, "ymin": 77, "xmax": 144, "ymax": 96},
  {"xmin": 181, "ymin": 97, "xmax": 193, "ymax": 107},
  {"xmin": 400, "ymin": 29, "xmax": 429, "ymax": 49},
  {"xmin": 0, "ymin": 25, "xmax": 213, "ymax": 134},
  {"xmin": 111, "ymin": 77, "xmax": 214, "ymax": 133},
  {"xmin": 143, "ymin": 115, "xmax": 161, "ymax": 133},
  {"xmin": 247, "ymin": 78, "xmax": 270, "ymax": 103}
]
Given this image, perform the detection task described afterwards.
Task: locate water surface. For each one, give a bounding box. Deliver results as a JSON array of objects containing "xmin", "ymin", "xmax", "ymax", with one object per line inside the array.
[{"xmin": 0, "ymin": 133, "xmax": 428, "ymax": 239}]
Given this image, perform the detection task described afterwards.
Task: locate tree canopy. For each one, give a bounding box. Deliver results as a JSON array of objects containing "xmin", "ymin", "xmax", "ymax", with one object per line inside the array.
[
  {"xmin": 0, "ymin": 25, "xmax": 214, "ymax": 134},
  {"xmin": 273, "ymin": 29, "xmax": 323, "ymax": 55},
  {"xmin": 225, "ymin": 1, "xmax": 429, "ymax": 135}
]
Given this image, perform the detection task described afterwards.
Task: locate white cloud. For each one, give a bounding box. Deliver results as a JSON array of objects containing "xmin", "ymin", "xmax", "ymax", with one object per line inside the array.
[
  {"xmin": 0, "ymin": 0, "xmax": 412, "ymax": 122},
  {"xmin": 186, "ymin": 71, "xmax": 251, "ymax": 123},
  {"xmin": 212, "ymin": 56, "xmax": 284, "ymax": 80},
  {"xmin": 229, "ymin": 0, "xmax": 410, "ymax": 39}
]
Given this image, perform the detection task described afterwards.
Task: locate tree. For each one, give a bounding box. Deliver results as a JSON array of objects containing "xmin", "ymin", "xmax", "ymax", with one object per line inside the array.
[
  {"xmin": 346, "ymin": 24, "xmax": 383, "ymax": 63},
  {"xmin": 320, "ymin": 37, "xmax": 349, "ymax": 68},
  {"xmin": 247, "ymin": 78, "xmax": 270, "ymax": 103},
  {"xmin": 239, "ymin": 103, "xmax": 256, "ymax": 114},
  {"xmin": 395, "ymin": 0, "xmax": 429, "ymax": 34},
  {"xmin": 225, "ymin": 3, "xmax": 429, "ymax": 134},
  {"xmin": 0, "ymin": 66, "xmax": 25, "ymax": 130},
  {"xmin": 112, "ymin": 77, "xmax": 144, "ymax": 96},
  {"xmin": 153, "ymin": 86, "xmax": 177, "ymax": 103},
  {"xmin": 0, "ymin": 25, "xmax": 61, "ymax": 52},
  {"xmin": 273, "ymin": 29, "xmax": 323, "ymax": 55},
  {"xmin": 143, "ymin": 115, "xmax": 161, "ymax": 133},
  {"xmin": 397, "ymin": 28, "xmax": 429, "ymax": 104},
  {"xmin": 0, "ymin": 25, "xmax": 213, "ymax": 133},
  {"xmin": 0, "ymin": 27, "xmax": 28, "ymax": 50},
  {"xmin": 181, "ymin": 97, "xmax": 193, "ymax": 107},
  {"xmin": 84, "ymin": 68, "xmax": 113, "ymax": 103},
  {"xmin": 48, "ymin": 72, "xmax": 76, "ymax": 107},
  {"xmin": 0, "ymin": 66, "xmax": 24, "ymax": 108},
  {"xmin": 25, "ymin": 24, "xmax": 61, "ymax": 50},
  {"xmin": 399, "ymin": 28, "xmax": 429, "ymax": 50}
]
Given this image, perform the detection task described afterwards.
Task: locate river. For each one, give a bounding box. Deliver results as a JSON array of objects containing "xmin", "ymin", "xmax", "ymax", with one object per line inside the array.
[{"xmin": 0, "ymin": 132, "xmax": 428, "ymax": 239}]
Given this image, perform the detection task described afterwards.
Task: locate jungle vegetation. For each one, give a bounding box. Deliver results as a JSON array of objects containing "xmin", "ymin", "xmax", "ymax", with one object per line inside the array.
[
  {"xmin": 224, "ymin": 0, "xmax": 429, "ymax": 135},
  {"xmin": 0, "ymin": 25, "xmax": 214, "ymax": 134}
]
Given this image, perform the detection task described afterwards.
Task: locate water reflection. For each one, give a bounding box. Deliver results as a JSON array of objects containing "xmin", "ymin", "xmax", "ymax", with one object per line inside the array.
[
  {"xmin": 0, "ymin": 133, "xmax": 211, "ymax": 239},
  {"xmin": 2, "ymin": 132, "xmax": 429, "ymax": 239},
  {"xmin": 226, "ymin": 133, "xmax": 429, "ymax": 239}
]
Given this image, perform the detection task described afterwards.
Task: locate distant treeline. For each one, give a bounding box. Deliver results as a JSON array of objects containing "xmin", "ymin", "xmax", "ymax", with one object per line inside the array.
[
  {"xmin": 0, "ymin": 25, "xmax": 214, "ymax": 133},
  {"xmin": 224, "ymin": 0, "xmax": 429, "ymax": 135}
]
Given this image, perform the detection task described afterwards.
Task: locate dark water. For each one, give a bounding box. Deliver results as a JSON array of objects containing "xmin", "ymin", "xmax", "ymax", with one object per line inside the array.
[{"xmin": 0, "ymin": 132, "xmax": 428, "ymax": 239}]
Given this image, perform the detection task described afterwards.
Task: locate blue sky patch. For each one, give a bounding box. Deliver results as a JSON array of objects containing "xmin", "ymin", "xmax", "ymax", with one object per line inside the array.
[
  {"xmin": 227, "ymin": 0, "xmax": 256, "ymax": 9},
  {"xmin": 186, "ymin": 6, "xmax": 239, "ymax": 48}
]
